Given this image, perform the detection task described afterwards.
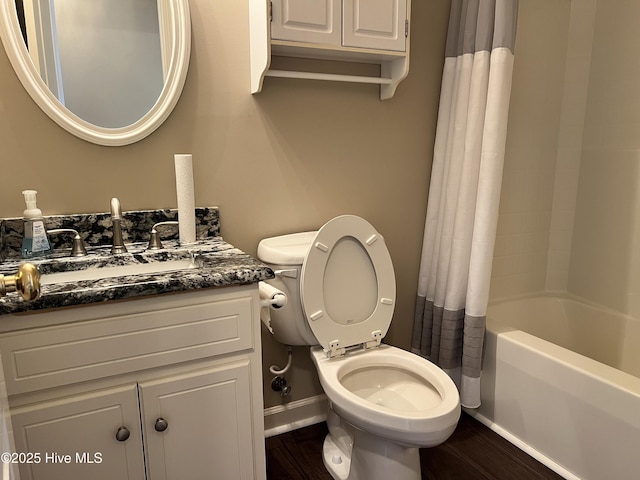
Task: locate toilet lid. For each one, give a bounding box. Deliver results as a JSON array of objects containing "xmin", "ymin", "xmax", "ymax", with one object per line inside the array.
[{"xmin": 300, "ymin": 215, "xmax": 396, "ymax": 357}]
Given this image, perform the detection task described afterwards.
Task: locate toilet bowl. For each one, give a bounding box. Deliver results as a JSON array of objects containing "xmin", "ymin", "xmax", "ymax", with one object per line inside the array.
[{"xmin": 258, "ymin": 215, "xmax": 460, "ymax": 480}]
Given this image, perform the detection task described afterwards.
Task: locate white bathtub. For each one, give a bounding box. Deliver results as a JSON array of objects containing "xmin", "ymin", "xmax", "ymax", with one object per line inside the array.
[{"xmin": 472, "ymin": 295, "xmax": 640, "ymax": 480}]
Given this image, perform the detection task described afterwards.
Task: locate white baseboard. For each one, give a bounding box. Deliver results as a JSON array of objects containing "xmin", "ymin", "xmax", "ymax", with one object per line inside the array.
[{"xmin": 263, "ymin": 394, "xmax": 328, "ymax": 438}]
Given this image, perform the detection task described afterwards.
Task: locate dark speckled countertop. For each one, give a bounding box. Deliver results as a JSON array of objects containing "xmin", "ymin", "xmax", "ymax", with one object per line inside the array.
[{"xmin": 0, "ymin": 207, "xmax": 274, "ymax": 315}]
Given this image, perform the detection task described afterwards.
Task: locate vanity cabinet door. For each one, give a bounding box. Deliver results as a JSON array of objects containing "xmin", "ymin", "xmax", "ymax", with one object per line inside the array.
[
  {"xmin": 343, "ymin": 0, "xmax": 407, "ymax": 51},
  {"xmin": 10, "ymin": 384, "xmax": 145, "ymax": 480},
  {"xmin": 271, "ymin": 0, "xmax": 341, "ymax": 45},
  {"xmin": 139, "ymin": 360, "xmax": 256, "ymax": 480}
]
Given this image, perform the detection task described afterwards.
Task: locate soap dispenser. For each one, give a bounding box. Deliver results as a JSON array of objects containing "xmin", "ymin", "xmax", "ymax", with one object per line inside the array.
[{"xmin": 21, "ymin": 190, "xmax": 52, "ymax": 258}]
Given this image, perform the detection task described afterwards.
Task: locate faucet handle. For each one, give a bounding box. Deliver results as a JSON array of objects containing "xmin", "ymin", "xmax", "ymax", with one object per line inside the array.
[
  {"xmin": 147, "ymin": 221, "xmax": 179, "ymax": 250},
  {"xmin": 48, "ymin": 229, "xmax": 87, "ymax": 257}
]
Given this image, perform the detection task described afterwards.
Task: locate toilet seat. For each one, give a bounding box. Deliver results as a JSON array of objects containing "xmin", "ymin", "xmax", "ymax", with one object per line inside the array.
[{"xmin": 300, "ymin": 215, "xmax": 396, "ymax": 357}]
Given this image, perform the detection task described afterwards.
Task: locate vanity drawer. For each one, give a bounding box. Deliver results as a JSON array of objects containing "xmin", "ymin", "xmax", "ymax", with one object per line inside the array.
[{"xmin": 0, "ymin": 291, "xmax": 255, "ymax": 396}]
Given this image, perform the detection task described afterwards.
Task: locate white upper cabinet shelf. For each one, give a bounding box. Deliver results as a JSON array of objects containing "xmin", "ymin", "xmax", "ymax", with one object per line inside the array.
[{"xmin": 250, "ymin": 0, "xmax": 411, "ymax": 100}]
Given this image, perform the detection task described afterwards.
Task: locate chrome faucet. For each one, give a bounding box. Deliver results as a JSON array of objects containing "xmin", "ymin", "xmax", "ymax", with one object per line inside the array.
[{"xmin": 110, "ymin": 198, "xmax": 128, "ymax": 254}]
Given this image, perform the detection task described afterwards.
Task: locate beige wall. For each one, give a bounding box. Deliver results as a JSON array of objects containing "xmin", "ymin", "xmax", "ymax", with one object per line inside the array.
[{"xmin": 0, "ymin": 1, "xmax": 451, "ymax": 407}]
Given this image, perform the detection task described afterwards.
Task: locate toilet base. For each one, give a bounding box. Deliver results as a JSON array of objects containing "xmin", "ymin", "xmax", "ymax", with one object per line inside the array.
[
  {"xmin": 322, "ymin": 425, "xmax": 421, "ymax": 480},
  {"xmin": 322, "ymin": 434, "xmax": 351, "ymax": 480}
]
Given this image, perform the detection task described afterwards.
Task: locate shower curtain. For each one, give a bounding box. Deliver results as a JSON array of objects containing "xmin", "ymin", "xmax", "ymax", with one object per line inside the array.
[{"xmin": 412, "ymin": 0, "xmax": 518, "ymax": 408}]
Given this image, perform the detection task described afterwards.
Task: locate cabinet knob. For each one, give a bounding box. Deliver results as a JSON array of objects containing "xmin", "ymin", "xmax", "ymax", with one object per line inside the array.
[
  {"xmin": 154, "ymin": 417, "xmax": 168, "ymax": 432},
  {"xmin": 115, "ymin": 426, "xmax": 130, "ymax": 442}
]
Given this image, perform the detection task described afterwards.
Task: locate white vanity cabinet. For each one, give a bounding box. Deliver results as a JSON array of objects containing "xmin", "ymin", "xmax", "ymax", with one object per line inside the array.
[
  {"xmin": 9, "ymin": 384, "xmax": 145, "ymax": 479},
  {"xmin": 0, "ymin": 286, "xmax": 266, "ymax": 480},
  {"xmin": 139, "ymin": 361, "xmax": 255, "ymax": 480},
  {"xmin": 250, "ymin": 0, "xmax": 411, "ymax": 99}
]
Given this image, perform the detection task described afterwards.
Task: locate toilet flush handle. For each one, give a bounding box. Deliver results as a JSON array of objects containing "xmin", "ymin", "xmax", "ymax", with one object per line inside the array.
[{"xmin": 274, "ymin": 269, "xmax": 297, "ymax": 278}]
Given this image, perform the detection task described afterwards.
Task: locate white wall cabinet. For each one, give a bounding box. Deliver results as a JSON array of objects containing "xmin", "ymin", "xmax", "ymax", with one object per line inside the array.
[
  {"xmin": 271, "ymin": 0, "xmax": 407, "ymax": 52},
  {"xmin": 271, "ymin": 0, "xmax": 341, "ymax": 46},
  {"xmin": 0, "ymin": 286, "xmax": 265, "ymax": 480},
  {"xmin": 250, "ymin": 0, "xmax": 411, "ymax": 99}
]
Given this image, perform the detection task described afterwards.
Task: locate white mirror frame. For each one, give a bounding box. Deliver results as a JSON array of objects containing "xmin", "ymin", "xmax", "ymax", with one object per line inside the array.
[{"xmin": 0, "ymin": 0, "xmax": 191, "ymax": 146}]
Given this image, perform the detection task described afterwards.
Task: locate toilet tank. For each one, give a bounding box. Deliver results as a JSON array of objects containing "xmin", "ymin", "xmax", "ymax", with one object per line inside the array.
[{"xmin": 257, "ymin": 232, "xmax": 318, "ymax": 346}]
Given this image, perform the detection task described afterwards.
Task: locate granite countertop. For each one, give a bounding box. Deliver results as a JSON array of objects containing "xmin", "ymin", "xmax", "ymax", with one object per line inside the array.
[{"xmin": 0, "ymin": 237, "xmax": 274, "ymax": 315}]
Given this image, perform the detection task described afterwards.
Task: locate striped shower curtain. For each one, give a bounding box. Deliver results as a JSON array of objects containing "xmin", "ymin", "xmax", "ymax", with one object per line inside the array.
[{"xmin": 412, "ymin": 0, "xmax": 518, "ymax": 408}]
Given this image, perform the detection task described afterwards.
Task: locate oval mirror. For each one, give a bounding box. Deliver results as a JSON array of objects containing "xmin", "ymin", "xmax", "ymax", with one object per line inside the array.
[{"xmin": 0, "ymin": 0, "xmax": 190, "ymax": 146}]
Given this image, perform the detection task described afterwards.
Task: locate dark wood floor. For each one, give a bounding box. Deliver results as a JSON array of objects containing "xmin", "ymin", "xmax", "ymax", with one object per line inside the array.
[{"xmin": 266, "ymin": 412, "xmax": 565, "ymax": 479}]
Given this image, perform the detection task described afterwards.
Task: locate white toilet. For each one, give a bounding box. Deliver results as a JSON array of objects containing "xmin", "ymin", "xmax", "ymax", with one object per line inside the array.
[{"xmin": 258, "ymin": 215, "xmax": 460, "ymax": 480}]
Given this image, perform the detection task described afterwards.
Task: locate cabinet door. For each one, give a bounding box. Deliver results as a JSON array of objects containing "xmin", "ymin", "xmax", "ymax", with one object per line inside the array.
[
  {"xmin": 10, "ymin": 384, "xmax": 145, "ymax": 480},
  {"xmin": 140, "ymin": 361, "xmax": 258, "ymax": 480},
  {"xmin": 271, "ymin": 0, "xmax": 341, "ymax": 46},
  {"xmin": 343, "ymin": 0, "xmax": 407, "ymax": 51}
]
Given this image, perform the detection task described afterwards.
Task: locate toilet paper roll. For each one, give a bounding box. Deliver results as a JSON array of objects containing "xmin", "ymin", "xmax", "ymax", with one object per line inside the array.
[
  {"xmin": 174, "ymin": 154, "xmax": 196, "ymax": 245},
  {"xmin": 259, "ymin": 281, "xmax": 287, "ymax": 308}
]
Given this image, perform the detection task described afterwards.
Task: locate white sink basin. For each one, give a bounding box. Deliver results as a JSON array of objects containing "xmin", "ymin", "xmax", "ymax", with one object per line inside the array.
[{"xmin": 41, "ymin": 259, "xmax": 198, "ymax": 285}]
